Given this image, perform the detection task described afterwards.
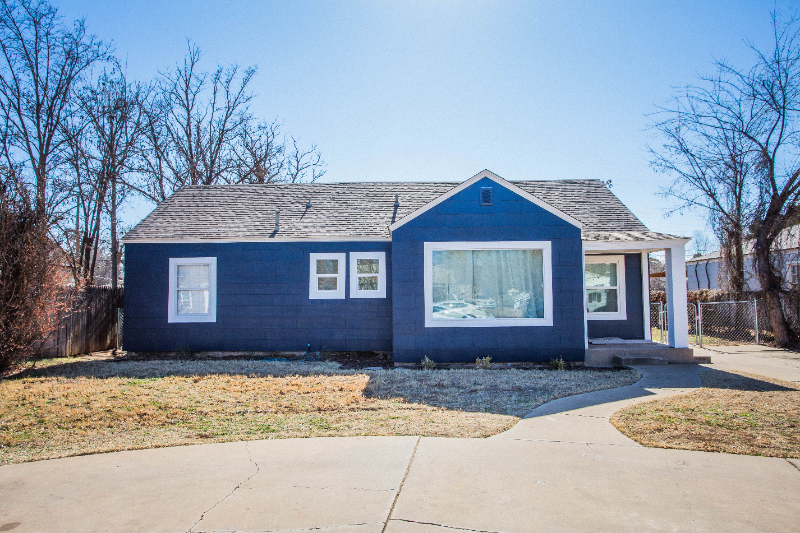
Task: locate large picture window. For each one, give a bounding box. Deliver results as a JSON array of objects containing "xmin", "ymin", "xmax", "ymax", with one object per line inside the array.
[
  {"xmin": 168, "ymin": 257, "xmax": 217, "ymax": 323},
  {"xmin": 424, "ymin": 241, "xmax": 553, "ymax": 327},
  {"xmin": 585, "ymin": 255, "xmax": 626, "ymax": 320}
]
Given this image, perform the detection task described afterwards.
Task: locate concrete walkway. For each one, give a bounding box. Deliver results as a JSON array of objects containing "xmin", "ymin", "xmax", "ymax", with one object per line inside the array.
[{"xmin": 2, "ymin": 354, "xmax": 799, "ymax": 532}]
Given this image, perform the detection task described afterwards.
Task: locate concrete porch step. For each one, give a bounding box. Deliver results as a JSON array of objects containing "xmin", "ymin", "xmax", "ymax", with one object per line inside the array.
[
  {"xmin": 612, "ymin": 355, "xmax": 668, "ymax": 366},
  {"xmin": 585, "ymin": 342, "xmax": 695, "ymax": 367}
]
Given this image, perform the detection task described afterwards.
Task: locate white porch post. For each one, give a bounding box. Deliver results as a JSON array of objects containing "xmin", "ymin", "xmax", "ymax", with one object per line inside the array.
[{"xmin": 665, "ymin": 245, "xmax": 689, "ymax": 348}]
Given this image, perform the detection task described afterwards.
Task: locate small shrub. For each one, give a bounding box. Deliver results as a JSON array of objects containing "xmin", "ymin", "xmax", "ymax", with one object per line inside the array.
[
  {"xmin": 175, "ymin": 345, "xmax": 193, "ymax": 359},
  {"xmin": 549, "ymin": 357, "xmax": 566, "ymax": 371},
  {"xmin": 420, "ymin": 355, "xmax": 436, "ymax": 370},
  {"xmin": 476, "ymin": 356, "xmax": 493, "ymax": 369}
]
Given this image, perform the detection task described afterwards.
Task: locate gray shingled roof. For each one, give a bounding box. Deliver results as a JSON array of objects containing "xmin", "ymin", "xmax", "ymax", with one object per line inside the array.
[{"xmin": 123, "ymin": 179, "xmax": 683, "ymax": 242}]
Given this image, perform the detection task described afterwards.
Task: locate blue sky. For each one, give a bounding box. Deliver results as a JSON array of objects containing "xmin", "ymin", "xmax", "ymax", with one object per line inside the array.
[{"xmin": 55, "ymin": 0, "xmax": 796, "ymax": 255}]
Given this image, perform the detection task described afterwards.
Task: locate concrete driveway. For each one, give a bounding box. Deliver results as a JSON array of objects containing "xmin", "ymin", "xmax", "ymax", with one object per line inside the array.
[{"xmin": 1, "ymin": 350, "xmax": 799, "ymax": 533}]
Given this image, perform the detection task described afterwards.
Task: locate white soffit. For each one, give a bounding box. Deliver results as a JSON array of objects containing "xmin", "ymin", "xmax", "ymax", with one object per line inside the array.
[
  {"xmin": 583, "ymin": 238, "xmax": 691, "ymax": 252},
  {"xmin": 388, "ymin": 170, "xmax": 585, "ymax": 232}
]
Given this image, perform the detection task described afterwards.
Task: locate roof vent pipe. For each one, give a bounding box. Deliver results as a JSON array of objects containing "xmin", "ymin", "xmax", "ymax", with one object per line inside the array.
[
  {"xmin": 393, "ymin": 195, "xmax": 400, "ymax": 208},
  {"xmin": 274, "ymin": 210, "xmax": 280, "ymax": 231}
]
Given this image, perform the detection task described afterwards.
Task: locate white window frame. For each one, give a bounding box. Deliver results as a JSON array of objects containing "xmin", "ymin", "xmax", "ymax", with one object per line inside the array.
[
  {"xmin": 585, "ymin": 255, "xmax": 627, "ymax": 321},
  {"xmin": 350, "ymin": 252, "xmax": 386, "ymax": 298},
  {"xmin": 168, "ymin": 257, "xmax": 217, "ymax": 323},
  {"xmin": 309, "ymin": 253, "xmax": 346, "ymax": 299},
  {"xmin": 423, "ymin": 241, "xmax": 553, "ymax": 328}
]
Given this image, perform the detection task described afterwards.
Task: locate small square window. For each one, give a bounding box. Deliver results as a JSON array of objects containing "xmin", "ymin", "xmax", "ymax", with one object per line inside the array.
[
  {"xmin": 310, "ymin": 253, "xmax": 346, "ymax": 299},
  {"xmin": 350, "ymin": 252, "xmax": 386, "ymax": 298}
]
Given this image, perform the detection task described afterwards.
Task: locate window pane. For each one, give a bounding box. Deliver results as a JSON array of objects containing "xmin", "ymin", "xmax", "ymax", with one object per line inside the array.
[
  {"xmin": 177, "ymin": 290, "xmax": 209, "ymax": 314},
  {"xmin": 357, "ymin": 258, "xmax": 380, "ymax": 274},
  {"xmin": 358, "ymin": 275, "xmax": 379, "ymax": 290},
  {"xmin": 317, "ymin": 276, "xmax": 338, "ymax": 291},
  {"xmin": 316, "ymin": 259, "xmax": 338, "ymax": 275},
  {"xmin": 586, "ymin": 263, "xmax": 617, "ymax": 287},
  {"xmin": 431, "ymin": 249, "xmax": 544, "ymax": 319},
  {"xmin": 177, "ymin": 264, "xmax": 209, "ymax": 289},
  {"xmin": 587, "ymin": 289, "xmax": 618, "ymax": 313}
]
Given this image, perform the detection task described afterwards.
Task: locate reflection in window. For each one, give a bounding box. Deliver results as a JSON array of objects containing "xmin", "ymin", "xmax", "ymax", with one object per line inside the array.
[
  {"xmin": 316, "ymin": 259, "xmax": 339, "ymax": 291},
  {"xmin": 176, "ymin": 264, "xmax": 210, "ymax": 314},
  {"xmin": 585, "ymin": 258, "xmax": 625, "ymax": 318},
  {"xmin": 431, "ymin": 249, "xmax": 545, "ymax": 320},
  {"xmin": 357, "ymin": 259, "xmax": 379, "ymax": 291}
]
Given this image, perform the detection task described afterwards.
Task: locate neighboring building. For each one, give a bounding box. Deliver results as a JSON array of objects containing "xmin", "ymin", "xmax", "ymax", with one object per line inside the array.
[
  {"xmin": 687, "ymin": 227, "xmax": 800, "ymax": 291},
  {"xmin": 122, "ymin": 170, "xmax": 692, "ymax": 364}
]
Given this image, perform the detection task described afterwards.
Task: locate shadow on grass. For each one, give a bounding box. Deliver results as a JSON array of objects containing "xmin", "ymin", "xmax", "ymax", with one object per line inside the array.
[
  {"xmin": 699, "ymin": 367, "xmax": 799, "ymax": 392},
  {"xmin": 4, "ymin": 357, "xmax": 642, "ymax": 419}
]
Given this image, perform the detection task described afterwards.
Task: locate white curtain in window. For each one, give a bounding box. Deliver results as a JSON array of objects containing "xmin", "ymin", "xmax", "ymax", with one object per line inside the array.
[
  {"xmin": 431, "ymin": 249, "xmax": 544, "ymax": 319},
  {"xmin": 177, "ymin": 264, "xmax": 209, "ymax": 314}
]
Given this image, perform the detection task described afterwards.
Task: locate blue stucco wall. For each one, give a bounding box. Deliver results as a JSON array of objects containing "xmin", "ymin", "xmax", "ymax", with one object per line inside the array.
[
  {"xmin": 390, "ymin": 177, "xmax": 585, "ymax": 363},
  {"xmin": 124, "ymin": 241, "xmax": 392, "ymax": 352},
  {"xmin": 587, "ymin": 253, "xmax": 644, "ymax": 340}
]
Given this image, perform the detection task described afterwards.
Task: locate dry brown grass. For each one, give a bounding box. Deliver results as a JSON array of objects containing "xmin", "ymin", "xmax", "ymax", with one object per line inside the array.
[
  {"xmin": 611, "ymin": 369, "xmax": 800, "ymax": 458},
  {"xmin": 0, "ymin": 358, "xmax": 639, "ymax": 464}
]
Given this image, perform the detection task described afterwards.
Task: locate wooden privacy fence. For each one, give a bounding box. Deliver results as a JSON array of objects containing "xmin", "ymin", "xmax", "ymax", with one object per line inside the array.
[{"xmin": 39, "ymin": 286, "xmax": 124, "ymax": 357}]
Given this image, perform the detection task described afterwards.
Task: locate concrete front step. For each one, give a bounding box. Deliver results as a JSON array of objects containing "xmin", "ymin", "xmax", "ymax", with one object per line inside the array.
[
  {"xmin": 612, "ymin": 355, "xmax": 668, "ymax": 366},
  {"xmin": 585, "ymin": 342, "xmax": 694, "ymax": 367}
]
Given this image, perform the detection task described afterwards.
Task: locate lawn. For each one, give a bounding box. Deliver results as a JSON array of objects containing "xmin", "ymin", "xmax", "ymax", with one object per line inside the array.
[
  {"xmin": 0, "ymin": 357, "xmax": 639, "ymax": 465},
  {"xmin": 611, "ymin": 369, "xmax": 800, "ymax": 458}
]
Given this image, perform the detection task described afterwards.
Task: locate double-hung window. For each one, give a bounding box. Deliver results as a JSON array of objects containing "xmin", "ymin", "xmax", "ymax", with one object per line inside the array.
[
  {"xmin": 309, "ymin": 253, "xmax": 346, "ymax": 299},
  {"xmin": 423, "ymin": 241, "xmax": 553, "ymax": 327},
  {"xmin": 168, "ymin": 257, "xmax": 217, "ymax": 323},
  {"xmin": 350, "ymin": 252, "xmax": 386, "ymax": 298},
  {"xmin": 585, "ymin": 255, "xmax": 626, "ymax": 320}
]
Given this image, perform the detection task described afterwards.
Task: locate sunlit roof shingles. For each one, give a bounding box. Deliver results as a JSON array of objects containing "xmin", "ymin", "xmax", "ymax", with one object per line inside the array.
[{"xmin": 123, "ymin": 180, "xmax": 684, "ymax": 242}]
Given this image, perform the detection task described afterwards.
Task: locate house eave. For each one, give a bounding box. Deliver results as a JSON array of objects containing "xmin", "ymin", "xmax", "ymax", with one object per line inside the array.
[
  {"xmin": 121, "ymin": 236, "xmax": 392, "ymax": 244},
  {"xmin": 583, "ymin": 238, "xmax": 691, "ymax": 253}
]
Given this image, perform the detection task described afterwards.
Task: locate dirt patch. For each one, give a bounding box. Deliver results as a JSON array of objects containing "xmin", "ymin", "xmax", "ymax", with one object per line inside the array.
[
  {"xmin": 0, "ymin": 358, "xmax": 639, "ymax": 464},
  {"xmin": 611, "ymin": 369, "xmax": 800, "ymax": 458}
]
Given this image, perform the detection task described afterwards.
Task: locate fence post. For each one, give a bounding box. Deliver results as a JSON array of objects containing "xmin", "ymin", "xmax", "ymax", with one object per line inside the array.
[
  {"xmin": 698, "ymin": 302, "xmax": 703, "ymax": 348},
  {"xmin": 753, "ymin": 299, "xmax": 759, "ymax": 345}
]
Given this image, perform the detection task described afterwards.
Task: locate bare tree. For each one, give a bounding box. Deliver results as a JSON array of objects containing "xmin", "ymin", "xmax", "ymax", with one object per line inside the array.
[
  {"xmin": 234, "ymin": 120, "xmax": 326, "ymax": 184},
  {"xmin": 135, "ymin": 44, "xmax": 254, "ymax": 203},
  {"xmin": 61, "ymin": 68, "xmax": 146, "ymax": 286},
  {"xmin": 135, "ymin": 44, "xmax": 325, "ymax": 203},
  {"xmin": 650, "ymin": 85, "xmax": 755, "ymax": 293},
  {"xmin": 0, "ymin": 0, "xmax": 109, "ymax": 223},
  {"xmin": 652, "ymin": 13, "xmax": 800, "ymax": 345}
]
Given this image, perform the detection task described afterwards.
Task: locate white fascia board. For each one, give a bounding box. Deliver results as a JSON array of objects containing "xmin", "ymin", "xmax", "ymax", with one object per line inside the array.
[
  {"xmin": 388, "ymin": 170, "xmax": 584, "ymax": 232},
  {"xmin": 583, "ymin": 238, "xmax": 691, "ymax": 253},
  {"xmin": 122, "ymin": 236, "xmax": 392, "ymax": 244}
]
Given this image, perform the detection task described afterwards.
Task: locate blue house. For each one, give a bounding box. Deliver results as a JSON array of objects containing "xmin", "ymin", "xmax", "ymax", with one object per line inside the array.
[{"xmin": 122, "ymin": 170, "xmax": 693, "ymax": 365}]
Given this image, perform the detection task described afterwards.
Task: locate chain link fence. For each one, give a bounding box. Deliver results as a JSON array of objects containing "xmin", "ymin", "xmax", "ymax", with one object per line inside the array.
[
  {"xmin": 651, "ymin": 299, "xmax": 765, "ymax": 347},
  {"xmin": 650, "ymin": 302, "xmax": 700, "ymax": 345}
]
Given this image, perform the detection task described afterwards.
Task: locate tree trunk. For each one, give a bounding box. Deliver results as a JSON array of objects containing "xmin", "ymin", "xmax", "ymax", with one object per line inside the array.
[
  {"xmin": 754, "ymin": 232, "xmax": 791, "ymax": 346},
  {"xmin": 111, "ymin": 177, "xmax": 117, "ymax": 290}
]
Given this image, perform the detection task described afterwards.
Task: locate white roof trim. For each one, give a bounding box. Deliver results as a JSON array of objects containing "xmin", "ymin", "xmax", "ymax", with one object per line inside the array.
[
  {"xmin": 388, "ymin": 170, "xmax": 584, "ymax": 232},
  {"xmin": 583, "ymin": 238, "xmax": 690, "ymax": 252},
  {"xmin": 122, "ymin": 236, "xmax": 391, "ymax": 244}
]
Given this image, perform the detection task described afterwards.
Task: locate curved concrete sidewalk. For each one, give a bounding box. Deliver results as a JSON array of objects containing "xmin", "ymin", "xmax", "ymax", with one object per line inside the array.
[{"xmin": 1, "ymin": 363, "xmax": 799, "ymax": 533}]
